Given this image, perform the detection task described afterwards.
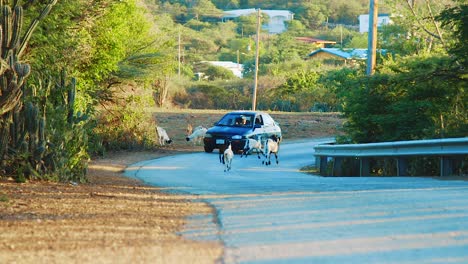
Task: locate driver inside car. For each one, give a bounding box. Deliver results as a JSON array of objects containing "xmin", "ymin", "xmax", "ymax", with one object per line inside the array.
[{"xmin": 236, "ymin": 116, "xmax": 249, "ymax": 126}]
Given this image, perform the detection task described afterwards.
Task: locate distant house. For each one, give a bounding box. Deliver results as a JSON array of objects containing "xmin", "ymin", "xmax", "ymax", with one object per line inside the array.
[
  {"xmin": 307, "ymin": 48, "xmax": 387, "ymax": 66},
  {"xmin": 309, "ymin": 48, "xmax": 368, "ymax": 59},
  {"xmin": 307, "ymin": 48, "xmax": 368, "ymax": 66},
  {"xmin": 358, "ymin": 13, "xmax": 392, "ymax": 33},
  {"xmin": 296, "ymin": 37, "xmax": 337, "ymax": 49},
  {"xmin": 222, "ymin": 9, "xmax": 294, "ymax": 34}
]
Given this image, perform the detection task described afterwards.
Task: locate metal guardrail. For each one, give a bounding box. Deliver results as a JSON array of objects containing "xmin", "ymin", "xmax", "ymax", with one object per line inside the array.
[{"xmin": 314, "ymin": 137, "xmax": 468, "ymax": 177}]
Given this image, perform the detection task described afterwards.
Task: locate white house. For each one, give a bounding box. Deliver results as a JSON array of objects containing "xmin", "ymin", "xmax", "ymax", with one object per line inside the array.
[
  {"xmin": 358, "ymin": 13, "xmax": 392, "ymax": 33},
  {"xmin": 222, "ymin": 9, "xmax": 294, "ymax": 34}
]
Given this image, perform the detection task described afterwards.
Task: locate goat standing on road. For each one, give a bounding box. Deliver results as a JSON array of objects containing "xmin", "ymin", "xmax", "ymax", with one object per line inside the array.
[
  {"xmin": 262, "ymin": 135, "xmax": 280, "ymax": 166},
  {"xmin": 240, "ymin": 138, "xmax": 263, "ymax": 159},
  {"xmin": 223, "ymin": 143, "xmax": 234, "ymax": 172}
]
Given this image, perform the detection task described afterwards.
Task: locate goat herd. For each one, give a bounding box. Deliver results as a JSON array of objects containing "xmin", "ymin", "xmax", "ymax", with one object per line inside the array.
[{"xmin": 156, "ymin": 125, "xmax": 281, "ymax": 173}]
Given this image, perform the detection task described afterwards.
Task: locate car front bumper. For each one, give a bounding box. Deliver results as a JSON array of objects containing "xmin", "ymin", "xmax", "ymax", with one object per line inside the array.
[{"xmin": 204, "ymin": 137, "xmax": 246, "ymax": 152}]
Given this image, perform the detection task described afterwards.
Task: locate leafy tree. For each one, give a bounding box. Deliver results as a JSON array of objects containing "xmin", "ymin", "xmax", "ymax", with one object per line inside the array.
[
  {"xmin": 285, "ymin": 20, "xmax": 308, "ymax": 34},
  {"xmin": 437, "ymin": 0, "xmax": 468, "ymax": 67},
  {"xmin": 26, "ymin": 0, "xmax": 167, "ymax": 109},
  {"xmin": 159, "ymin": 1, "xmax": 189, "ymax": 22},
  {"xmin": 271, "ymin": 70, "xmax": 337, "ymax": 112},
  {"xmin": 186, "ymin": 83, "xmax": 229, "ymax": 109},
  {"xmin": 318, "ymin": 1, "xmax": 467, "ymax": 144},
  {"xmin": 385, "ymin": 0, "xmax": 456, "ymax": 55},
  {"xmin": 237, "ymin": 14, "xmax": 256, "ymax": 36},
  {"xmin": 212, "ymin": 0, "xmax": 240, "ymax": 9},
  {"xmin": 318, "ymin": 67, "xmax": 362, "ymax": 109},
  {"xmin": 263, "ymin": 33, "xmax": 312, "ymax": 63},
  {"xmin": 25, "ymin": 1, "xmax": 82, "ymax": 71},
  {"xmin": 217, "ymin": 37, "xmax": 253, "ymax": 63},
  {"xmin": 379, "ymin": 24, "xmax": 423, "ymax": 56},
  {"xmin": 205, "ymin": 65, "xmax": 237, "ymax": 80},
  {"xmin": 201, "ymin": 20, "xmax": 238, "ymax": 49},
  {"xmin": 191, "ymin": 0, "xmax": 224, "ymax": 20},
  {"xmin": 334, "ymin": 55, "xmax": 466, "ymax": 143},
  {"xmin": 347, "ymin": 33, "xmax": 368, "ymax": 48}
]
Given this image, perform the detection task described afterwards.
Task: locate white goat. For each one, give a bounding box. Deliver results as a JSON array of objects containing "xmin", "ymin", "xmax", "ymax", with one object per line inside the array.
[
  {"xmin": 186, "ymin": 126, "xmax": 207, "ymax": 145},
  {"xmin": 240, "ymin": 138, "xmax": 263, "ymax": 159},
  {"xmin": 156, "ymin": 126, "xmax": 172, "ymax": 146},
  {"xmin": 262, "ymin": 135, "xmax": 280, "ymax": 166},
  {"xmin": 223, "ymin": 142, "xmax": 234, "ymax": 172}
]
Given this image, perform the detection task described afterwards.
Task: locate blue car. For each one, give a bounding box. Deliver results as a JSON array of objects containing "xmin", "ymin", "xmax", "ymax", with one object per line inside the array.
[{"xmin": 203, "ymin": 111, "xmax": 282, "ymax": 153}]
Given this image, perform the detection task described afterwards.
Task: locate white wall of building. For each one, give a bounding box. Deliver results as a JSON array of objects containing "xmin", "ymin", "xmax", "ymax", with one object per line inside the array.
[
  {"xmin": 359, "ymin": 14, "xmax": 391, "ymax": 33},
  {"xmin": 223, "ymin": 9, "xmax": 294, "ymax": 34}
]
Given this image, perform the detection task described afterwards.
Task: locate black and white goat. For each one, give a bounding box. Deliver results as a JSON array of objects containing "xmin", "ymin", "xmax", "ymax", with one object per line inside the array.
[
  {"xmin": 262, "ymin": 135, "xmax": 280, "ymax": 166},
  {"xmin": 240, "ymin": 138, "xmax": 263, "ymax": 159},
  {"xmin": 185, "ymin": 126, "xmax": 207, "ymax": 145},
  {"xmin": 156, "ymin": 126, "xmax": 172, "ymax": 146}
]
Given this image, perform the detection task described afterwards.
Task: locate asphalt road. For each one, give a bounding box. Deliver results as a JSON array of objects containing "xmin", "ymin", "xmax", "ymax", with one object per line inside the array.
[{"xmin": 125, "ymin": 138, "xmax": 468, "ymax": 264}]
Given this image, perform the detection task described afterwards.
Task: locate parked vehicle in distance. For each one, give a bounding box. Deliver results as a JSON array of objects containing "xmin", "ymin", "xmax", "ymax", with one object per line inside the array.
[{"xmin": 203, "ymin": 111, "xmax": 282, "ymax": 153}]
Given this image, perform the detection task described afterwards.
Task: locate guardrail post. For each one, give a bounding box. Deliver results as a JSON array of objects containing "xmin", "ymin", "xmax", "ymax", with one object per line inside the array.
[
  {"xmin": 397, "ymin": 157, "xmax": 408, "ymax": 176},
  {"xmin": 440, "ymin": 156, "xmax": 453, "ymax": 177},
  {"xmin": 317, "ymin": 156, "xmax": 328, "ymax": 176},
  {"xmin": 360, "ymin": 158, "xmax": 370, "ymax": 176},
  {"xmin": 333, "ymin": 157, "xmax": 343, "ymax": 176}
]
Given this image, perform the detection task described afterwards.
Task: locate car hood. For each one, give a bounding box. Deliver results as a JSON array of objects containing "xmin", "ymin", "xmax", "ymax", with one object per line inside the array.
[{"xmin": 206, "ymin": 126, "xmax": 253, "ymax": 136}]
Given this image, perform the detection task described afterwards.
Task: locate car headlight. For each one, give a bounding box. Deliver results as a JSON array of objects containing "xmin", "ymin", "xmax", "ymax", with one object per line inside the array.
[
  {"xmin": 204, "ymin": 133, "xmax": 212, "ymax": 138},
  {"xmin": 231, "ymin": 135, "xmax": 242, "ymax": 140}
]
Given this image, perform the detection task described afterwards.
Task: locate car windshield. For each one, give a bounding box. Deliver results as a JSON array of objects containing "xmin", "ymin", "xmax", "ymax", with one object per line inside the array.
[{"xmin": 217, "ymin": 113, "xmax": 254, "ymax": 127}]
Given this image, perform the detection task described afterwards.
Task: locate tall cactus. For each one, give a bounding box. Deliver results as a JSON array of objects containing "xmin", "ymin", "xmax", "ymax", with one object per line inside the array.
[{"xmin": 0, "ymin": 1, "xmax": 57, "ymax": 176}]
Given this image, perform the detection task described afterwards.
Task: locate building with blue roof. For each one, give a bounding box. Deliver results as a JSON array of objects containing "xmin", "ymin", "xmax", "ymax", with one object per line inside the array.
[{"xmin": 307, "ymin": 48, "xmax": 387, "ymax": 66}]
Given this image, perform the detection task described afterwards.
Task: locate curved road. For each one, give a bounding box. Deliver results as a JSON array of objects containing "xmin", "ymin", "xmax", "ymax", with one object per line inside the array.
[{"xmin": 125, "ymin": 138, "xmax": 468, "ymax": 263}]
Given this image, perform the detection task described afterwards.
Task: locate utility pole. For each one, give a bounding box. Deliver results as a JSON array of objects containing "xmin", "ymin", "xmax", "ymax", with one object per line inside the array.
[
  {"xmin": 340, "ymin": 25, "xmax": 343, "ymax": 48},
  {"xmin": 252, "ymin": 8, "xmax": 261, "ymax": 111},
  {"xmin": 178, "ymin": 28, "xmax": 181, "ymax": 77},
  {"xmin": 366, "ymin": 0, "xmax": 378, "ymax": 75}
]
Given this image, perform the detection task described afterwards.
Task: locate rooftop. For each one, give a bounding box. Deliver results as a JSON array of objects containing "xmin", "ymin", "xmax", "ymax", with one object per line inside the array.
[{"xmin": 308, "ymin": 48, "xmax": 369, "ymax": 60}]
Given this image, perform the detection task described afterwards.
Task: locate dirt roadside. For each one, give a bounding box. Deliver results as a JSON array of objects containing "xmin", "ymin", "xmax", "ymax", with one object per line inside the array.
[
  {"xmin": 0, "ymin": 149, "xmax": 223, "ymax": 264},
  {"xmin": 0, "ymin": 111, "xmax": 344, "ymax": 264}
]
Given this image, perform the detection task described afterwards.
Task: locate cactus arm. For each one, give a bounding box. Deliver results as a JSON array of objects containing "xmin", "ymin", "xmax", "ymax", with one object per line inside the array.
[
  {"xmin": 10, "ymin": 6, "xmax": 22, "ymax": 49},
  {"xmin": 17, "ymin": 0, "xmax": 57, "ymax": 58},
  {"xmin": 2, "ymin": 6, "xmax": 11, "ymax": 59},
  {"xmin": 0, "ymin": 87, "xmax": 22, "ymax": 116}
]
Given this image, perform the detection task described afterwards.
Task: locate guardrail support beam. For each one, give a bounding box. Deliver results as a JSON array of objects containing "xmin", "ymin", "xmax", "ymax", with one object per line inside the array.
[
  {"xmin": 333, "ymin": 157, "xmax": 343, "ymax": 177},
  {"xmin": 440, "ymin": 156, "xmax": 454, "ymax": 177},
  {"xmin": 397, "ymin": 157, "xmax": 408, "ymax": 176},
  {"xmin": 360, "ymin": 158, "xmax": 370, "ymax": 176},
  {"xmin": 317, "ymin": 156, "xmax": 328, "ymax": 176}
]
